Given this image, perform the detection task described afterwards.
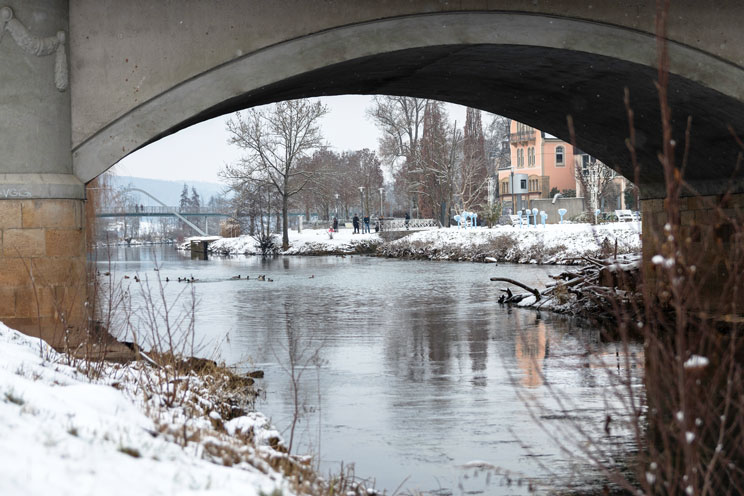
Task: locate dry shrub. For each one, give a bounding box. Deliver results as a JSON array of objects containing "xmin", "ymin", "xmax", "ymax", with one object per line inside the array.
[
  {"xmin": 523, "ymin": 3, "xmax": 744, "ymax": 493},
  {"xmin": 484, "ymin": 234, "xmax": 518, "ymax": 259}
]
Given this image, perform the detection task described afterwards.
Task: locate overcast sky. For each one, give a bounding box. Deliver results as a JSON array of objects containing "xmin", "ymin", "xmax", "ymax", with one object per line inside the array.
[{"xmin": 113, "ymin": 95, "xmax": 468, "ymax": 184}]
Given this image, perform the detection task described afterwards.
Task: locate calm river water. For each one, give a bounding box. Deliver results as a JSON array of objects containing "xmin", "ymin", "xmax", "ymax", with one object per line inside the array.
[{"xmin": 97, "ymin": 245, "xmax": 638, "ymax": 495}]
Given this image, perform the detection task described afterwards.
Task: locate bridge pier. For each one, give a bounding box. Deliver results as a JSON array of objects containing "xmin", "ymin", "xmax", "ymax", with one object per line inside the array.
[
  {"xmin": 641, "ymin": 192, "xmax": 744, "ymax": 315},
  {"xmin": 0, "ymin": 1, "xmax": 87, "ymax": 345},
  {"xmin": 0, "ymin": 198, "xmax": 87, "ymax": 344}
]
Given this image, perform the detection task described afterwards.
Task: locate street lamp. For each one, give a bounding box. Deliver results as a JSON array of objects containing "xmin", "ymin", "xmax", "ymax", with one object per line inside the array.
[
  {"xmin": 378, "ymin": 187, "xmax": 384, "ymax": 217},
  {"xmin": 358, "ymin": 186, "xmax": 365, "ymax": 217},
  {"xmin": 334, "ymin": 193, "xmax": 339, "ymax": 218}
]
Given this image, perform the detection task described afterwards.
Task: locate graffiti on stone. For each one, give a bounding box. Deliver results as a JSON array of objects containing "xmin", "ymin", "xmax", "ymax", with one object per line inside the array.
[
  {"xmin": 0, "ymin": 5, "xmax": 68, "ymax": 91},
  {"xmin": 0, "ymin": 188, "xmax": 32, "ymax": 198}
]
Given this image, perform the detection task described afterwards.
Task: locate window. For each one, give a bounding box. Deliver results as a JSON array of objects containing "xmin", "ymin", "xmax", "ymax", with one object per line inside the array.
[
  {"xmin": 528, "ymin": 147, "xmax": 535, "ymax": 167},
  {"xmin": 517, "ymin": 149, "xmax": 524, "ymax": 168},
  {"xmin": 556, "ymin": 146, "xmax": 565, "ymax": 166},
  {"xmin": 520, "ymin": 179, "xmax": 527, "ymax": 190},
  {"xmin": 582, "ymin": 154, "xmax": 590, "ymax": 176}
]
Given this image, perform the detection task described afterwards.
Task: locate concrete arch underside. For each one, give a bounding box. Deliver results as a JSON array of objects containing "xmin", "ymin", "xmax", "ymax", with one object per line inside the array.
[{"xmin": 72, "ymin": 12, "xmax": 744, "ymax": 198}]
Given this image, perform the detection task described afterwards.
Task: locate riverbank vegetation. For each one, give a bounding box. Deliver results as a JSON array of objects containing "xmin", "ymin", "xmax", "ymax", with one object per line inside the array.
[
  {"xmin": 0, "ymin": 321, "xmax": 385, "ymax": 496},
  {"xmin": 498, "ymin": 4, "xmax": 744, "ymax": 493}
]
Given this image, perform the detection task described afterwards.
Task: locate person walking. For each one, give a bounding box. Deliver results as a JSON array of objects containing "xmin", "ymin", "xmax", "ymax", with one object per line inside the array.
[
  {"xmin": 332, "ymin": 217, "xmax": 338, "ymax": 232},
  {"xmin": 352, "ymin": 214, "xmax": 360, "ymax": 234},
  {"xmin": 405, "ymin": 212, "xmax": 410, "ymax": 230},
  {"xmin": 363, "ymin": 215, "xmax": 370, "ymax": 233}
]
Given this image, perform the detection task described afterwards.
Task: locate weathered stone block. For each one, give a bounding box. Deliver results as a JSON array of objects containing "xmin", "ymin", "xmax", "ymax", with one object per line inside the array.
[
  {"xmin": 0, "ymin": 287, "xmax": 15, "ymax": 317},
  {"xmin": 2, "ymin": 229, "xmax": 46, "ymax": 257},
  {"xmin": 21, "ymin": 200, "xmax": 82, "ymax": 229},
  {"xmin": 680, "ymin": 210, "xmax": 695, "ymax": 225},
  {"xmin": 14, "ymin": 287, "xmax": 56, "ymax": 319},
  {"xmin": 0, "ymin": 258, "xmax": 32, "ymax": 286},
  {"xmin": 654, "ymin": 211, "xmax": 668, "ymax": 229},
  {"xmin": 45, "ymin": 229, "xmax": 84, "ymax": 257},
  {"xmin": 694, "ymin": 209, "xmax": 715, "ymax": 225},
  {"xmin": 641, "ymin": 199, "xmax": 663, "ymax": 213},
  {"xmin": 688, "ymin": 195, "xmax": 711, "ymax": 211},
  {"xmin": 30, "ymin": 257, "xmax": 86, "ymax": 287},
  {"xmin": 729, "ymin": 194, "xmax": 744, "ymax": 208},
  {"xmin": 0, "ymin": 201, "xmax": 22, "ymax": 228},
  {"xmin": 51, "ymin": 285, "xmax": 87, "ymax": 324}
]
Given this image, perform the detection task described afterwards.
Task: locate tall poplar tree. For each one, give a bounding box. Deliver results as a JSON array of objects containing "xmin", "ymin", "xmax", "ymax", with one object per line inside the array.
[{"xmin": 460, "ymin": 108, "xmax": 488, "ymax": 211}]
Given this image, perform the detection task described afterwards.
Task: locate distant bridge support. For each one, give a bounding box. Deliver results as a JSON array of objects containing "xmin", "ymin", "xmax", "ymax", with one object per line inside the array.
[{"xmin": 111, "ymin": 188, "xmax": 209, "ymax": 237}]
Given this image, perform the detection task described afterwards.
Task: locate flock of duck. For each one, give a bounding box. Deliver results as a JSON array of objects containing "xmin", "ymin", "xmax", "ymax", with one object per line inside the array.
[
  {"xmin": 227, "ymin": 274, "xmax": 273, "ymax": 282},
  {"xmin": 100, "ymin": 269, "xmax": 316, "ymax": 284}
]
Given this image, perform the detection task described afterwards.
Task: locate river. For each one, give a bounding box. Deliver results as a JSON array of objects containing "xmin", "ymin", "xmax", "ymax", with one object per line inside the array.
[{"xmin": 96, "ymin": 245, "xmax": 640, "ymax": 495}]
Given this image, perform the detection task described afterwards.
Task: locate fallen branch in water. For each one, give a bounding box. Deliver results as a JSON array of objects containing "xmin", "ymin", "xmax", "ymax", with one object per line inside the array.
[
  {"xmin": 492, "ymin": 253, "xmax": 643, "ymax": 316},
  {"xmin": 490, "ymin": 277, "xmax": 541, "ymax": 301}
]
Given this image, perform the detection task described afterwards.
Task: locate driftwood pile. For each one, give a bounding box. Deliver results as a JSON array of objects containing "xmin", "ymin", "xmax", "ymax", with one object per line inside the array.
[{"xmin": 492, "ymin": 254, "xmax": 642, "ymax": 315}]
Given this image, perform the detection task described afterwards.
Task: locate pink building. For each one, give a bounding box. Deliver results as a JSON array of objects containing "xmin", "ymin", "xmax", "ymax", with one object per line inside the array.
[{"xmin": 497, "ymin": 120, "xmax": 577, "ymax": 212}]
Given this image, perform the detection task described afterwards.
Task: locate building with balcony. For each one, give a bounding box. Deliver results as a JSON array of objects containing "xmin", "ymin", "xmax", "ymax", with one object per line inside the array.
[{"xmin": 498, "ymin": 121, "xmax": 578, "ymax": 212}]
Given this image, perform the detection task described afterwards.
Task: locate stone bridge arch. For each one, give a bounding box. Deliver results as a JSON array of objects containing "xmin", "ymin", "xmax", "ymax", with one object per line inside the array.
[
  {"xmin": 70, "ymin": 8, "xmax": 744, "ymax": 197},
  {"xmin": 3, "ymin": 1, "xmax": 744, "ymax": 339}
]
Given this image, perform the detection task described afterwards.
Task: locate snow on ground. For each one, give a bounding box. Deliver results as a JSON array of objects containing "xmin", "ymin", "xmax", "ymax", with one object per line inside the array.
[
  {"xmin": 0, "ymin": 322, "xmax": 292, "ymax": 496},
  {"xmin": 207, "ymin": 222, "xmax": 641, "ymax": 263},
  {"xmin": 208, "ymin": 228, "xmax": 382, "ymax": 255},
  {"xmin": 381, "ymin": 222, "xmax": 642, "ymax": 263}
]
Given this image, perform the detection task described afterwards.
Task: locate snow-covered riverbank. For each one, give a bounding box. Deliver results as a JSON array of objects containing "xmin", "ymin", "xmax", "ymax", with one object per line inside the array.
[
  {"xmin": 0, "ymin": 323, "xmax": 304, "ymax": 496},
  {"xmin": 379, "ymin": 222, "xmax": 642, "ymax": 263},
  {"xmin": 208, "ymin": 229, "xmax": 382, "ymax": 255},
  {"xmin": 208, "ymin": 222, "xmax": 642, "ymax": 264}
]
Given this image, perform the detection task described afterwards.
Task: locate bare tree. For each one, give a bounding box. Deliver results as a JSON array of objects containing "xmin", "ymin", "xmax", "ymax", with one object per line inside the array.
[
  {"xmin": 367, "ymin": 95, "xmax": 426, "ymax": 214},
  {"xmin": 484, "ymin": 114, "xmax": 511, "ymax": 175},
  {"xmin": 222, "ymin": 99, "xmax": 329, "ymax": 250},
  {"xmin": 294, "ymin": 148, "xmax": 339, "ymax": 221},
  {"xmin": 575, "ymin": 154, "xmax": 616, "ymax": 213},
  {"xmin": 343, "ymin": 149, "xmax": 384, "ymax": 217}
]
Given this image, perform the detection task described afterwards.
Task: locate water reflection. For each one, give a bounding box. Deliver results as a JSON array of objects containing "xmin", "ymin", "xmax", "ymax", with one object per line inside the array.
[
  {"xmin": 515, "ymin": 320, "xmax": 548, "ymax": 388},
  {"xmin": 97, "ymin": 246, "xmax": 639, "ymax": 495}
]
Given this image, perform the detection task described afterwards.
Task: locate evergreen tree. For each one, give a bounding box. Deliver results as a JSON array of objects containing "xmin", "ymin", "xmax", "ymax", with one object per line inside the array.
[
  {"xmin": 179, "ymin": 184, "xmax": 190, "ymax": 210},
  {"xmin": 190, "ymin": 187, "xmax": 201, "ymax": 211},
  {"xmin": 420, "ymin": 101, "xmax": 458, "ymax": 223}
]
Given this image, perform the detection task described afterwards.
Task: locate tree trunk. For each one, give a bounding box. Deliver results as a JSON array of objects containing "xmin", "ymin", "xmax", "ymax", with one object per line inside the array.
[
  {"xmin": 265, "ymin": 192, "xmax": 271, "ymax": 237},
  {"xmin": 282, "ymin": 192, "xmax": 289, "ymax": 250}
]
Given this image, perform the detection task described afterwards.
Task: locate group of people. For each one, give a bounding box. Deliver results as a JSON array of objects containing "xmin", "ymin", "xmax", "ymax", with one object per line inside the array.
[
  {"xmin": 352, "ymin": 214, "xmax": 371, "ymax": 234},
  {"xmin": 330, "ymin": 214, "xmax": 389, "ymax": 234}
]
